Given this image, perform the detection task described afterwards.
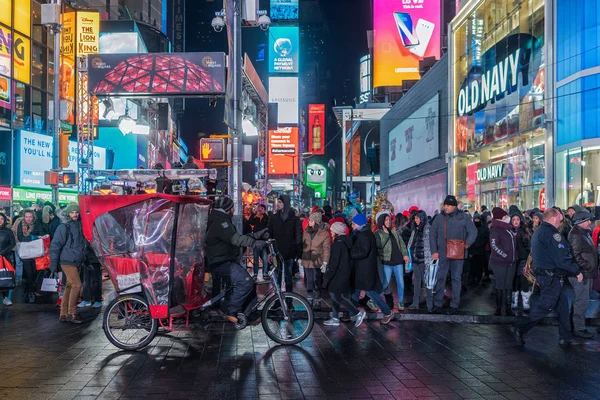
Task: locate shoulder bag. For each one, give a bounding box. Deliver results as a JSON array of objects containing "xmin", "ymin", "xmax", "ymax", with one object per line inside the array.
[{"xmin": 445, "ymin": 216, "xmax": 466, "ymax": 260}]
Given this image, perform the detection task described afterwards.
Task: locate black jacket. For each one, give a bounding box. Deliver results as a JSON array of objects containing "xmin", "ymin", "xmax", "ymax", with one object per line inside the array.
[
  {"xmin": 248, "ymin": 214, "xmax": 269, "ymax": 233},
  {"xmin": 268, "ymin": 209, "xmax": 302, "ymax": 260},
  {"xmin": 514, "ymin": 227, "xmax": 531, "ymax": 261},
  {"xmin": 323, "ymin": 234, "xmax": 353, "ymax": 294},
  {"xmin": 531, "ymin": 222, "xmax": 580, "ymax": 276},
  {"xmin": 205, "ymin": 209, "xmax": 259, "ymax": 269},
  {"xmin": 568, "ymin": 225, "xmax": 598, "ymax": 280},
  {"xmin": 469, "ymin": 222, "xmax": 490, "ymax": 256},
  {"xmin": 0, "ymin": 227, "xmax": 16, "ymax": 258},
  {"xmin": 49, "ymin": 220, "xmax": 87, "ymax": 271},
  {"xmin": 489, "ymin": 220, "xmax": 517, "ymax": 266},
  {"xmin": 351, "ymin": 225, "xmax": 380, "ymax": 291}
]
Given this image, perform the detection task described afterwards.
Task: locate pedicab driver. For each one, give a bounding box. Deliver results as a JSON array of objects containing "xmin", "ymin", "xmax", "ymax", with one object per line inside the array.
[{"xmin": 205, "ymin": 196, "xmax": 267, "ymax": 323}]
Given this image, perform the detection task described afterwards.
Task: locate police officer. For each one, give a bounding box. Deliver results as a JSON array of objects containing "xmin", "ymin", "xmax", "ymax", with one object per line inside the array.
[
  {"xmin": 205, "ymin": 196, "xmax": 267, "ymax": 324},
  {"xmin": 513, "ymin": 208, "xmax": 583, "ymax": 346}
]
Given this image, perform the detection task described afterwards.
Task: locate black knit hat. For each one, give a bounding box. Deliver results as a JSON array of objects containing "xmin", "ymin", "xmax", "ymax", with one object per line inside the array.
[
  {"xmin": 214, "ymin": 196, "xmax": 234, "ymax": 212},
  {"xmin": 443, "ymin": 195, "xmax": 458, "ymax": 206}
]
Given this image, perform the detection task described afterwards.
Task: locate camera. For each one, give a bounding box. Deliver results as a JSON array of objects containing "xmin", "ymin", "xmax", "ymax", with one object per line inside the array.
[
  {"xmin": 211, "ymin": 16, "xmax": 225, "ymax": 32},
  {"xmin": 257, "ymin": 15, "xmax": 271, "ymax": 31}
]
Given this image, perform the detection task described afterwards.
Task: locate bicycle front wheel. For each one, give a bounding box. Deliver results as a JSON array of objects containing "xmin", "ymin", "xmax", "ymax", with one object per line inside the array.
[{"xmin": 261, "ymin": 292, "xmax": 314, "ymax": 345}]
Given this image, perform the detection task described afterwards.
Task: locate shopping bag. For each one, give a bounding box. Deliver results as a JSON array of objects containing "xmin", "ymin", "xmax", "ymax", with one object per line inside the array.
[
  {"xmin": 404, "ymin": 249, "xmax": 413, "ymax": 274},
  {"xmin": 16, "ymin": 239, "xmax": 45, "ymax": 259},
  {"xmin": 0, "ymin": 256, "xmax": 16, "ymax": 290},
  {"xmin": 40, "ymin": 272, "xmax": 62, "ymax": 292},
  {"xmin": 424, "ymin": 260, "xmax": 439, "ymax": 290}
]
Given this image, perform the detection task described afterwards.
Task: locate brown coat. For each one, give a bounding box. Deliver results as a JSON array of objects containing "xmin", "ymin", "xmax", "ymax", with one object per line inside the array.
[{"xmin": 301, "ymin": 223, "xmax": 330, "ymax": 269}]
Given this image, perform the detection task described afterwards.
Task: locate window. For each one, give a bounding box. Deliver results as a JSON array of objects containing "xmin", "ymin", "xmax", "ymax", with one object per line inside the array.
[
  {"xmin": 13, "ymin": 81, "xmax": 30, "ymax": 130},
  {"xmin": 32, "ymin": 42, "xmax": 46, "ymax": 89}
]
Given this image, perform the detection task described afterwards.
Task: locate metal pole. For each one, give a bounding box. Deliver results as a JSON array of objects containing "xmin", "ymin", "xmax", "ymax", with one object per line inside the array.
[
  {"xmin": 51, "ymin": 0, "xmax": 62, "ymax": 206},
  {"xmin": 349, "ymin": 108, "xmax": 353, "ymax": 196},
  {"xmin": 231, "ymin": 0, "xmax": 243, "ymax": 230}
]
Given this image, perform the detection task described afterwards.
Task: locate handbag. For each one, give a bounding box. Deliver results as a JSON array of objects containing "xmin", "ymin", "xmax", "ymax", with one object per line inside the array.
[
  {"xmin": 0, "ymin": 256, "xmax": 16, "ymax": 290},
  {"xmin": 424, "ymin": 260, "xmax": 439, "ymax": 290},
  {"xmin": 40, "ymin": 271, "xmax": 62, "ymax": 293},
  {"xmin": 405, "ymin": 249, "xmax": 413, "ymax": 274},
  {"xmin": 444, "ymin": 216, "xmax": 466, "ymax": 260},
  {"xmin": 16, "ymin": 239, "xmax": 45, "ymax": 260}
]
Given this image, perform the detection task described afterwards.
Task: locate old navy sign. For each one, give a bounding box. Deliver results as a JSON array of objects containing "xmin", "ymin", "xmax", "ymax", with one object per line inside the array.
[
  {"xmin": 477, "ymin": 164, "xmax": 504, "ymax": 182},
  {"xmin": 457, "ymin": 34, "xmax": 539, "ymax": 117}
]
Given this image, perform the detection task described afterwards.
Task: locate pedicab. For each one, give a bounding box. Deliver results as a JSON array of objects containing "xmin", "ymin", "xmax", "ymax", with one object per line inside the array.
[{"xmin": 79, "ymin": 170, "xmax": 313, "ymax": 350}]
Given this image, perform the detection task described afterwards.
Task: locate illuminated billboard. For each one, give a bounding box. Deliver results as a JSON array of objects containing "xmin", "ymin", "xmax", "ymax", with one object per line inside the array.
[
  {"xmin": 373, "ymin": 0, "xmax": 441, "ymax": 88},
  {"xmin": 13, "ymin": 32, "xmax": 30, "ymax": 84},
  {"xmin": 359, "ymin": 55, "xmax": 371, "ymax": 104},
  {"xmin": 305, "ymin": 163, "xmax": 327, "ymax": 198},
  {"xmin": 268, "ymin": 26, "xmax": 299, "ymax": 73},
  {"xmin": 0, "ymin": 26, "xmax": 11, "ymax": 78},
  {"xmin": 88, "ymin": 53, "xmax": 226, "ymax": 96},
  {"xmin": 268, "ymin": 77, "xmax": 298, "ymax": 124},
  {"xmin": 308, "ymin": 104, "xmax": 325, "ymax": 155},
  {"xmin": 268, "ymin": 126, "xmax": 298, "ymax": 175},
  {"xmin": 270, "ymin": 0, "xmax": 299, "ymax": 20},
  {"xmin": 14, "ymin": 0, "xmax": 30, "ymax": 37},
  {"xmin": 60, "ymin": 12, "xmax": 76, "ymax": 124}
]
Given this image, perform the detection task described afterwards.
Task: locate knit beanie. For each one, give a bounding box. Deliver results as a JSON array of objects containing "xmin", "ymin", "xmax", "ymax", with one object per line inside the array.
[
  {"xmin": 492, "ymin": 207, "xmax": 508, "ymax": 220},
  {"xmin": 352, "ymin": 213, "xmax": 368, "ymax": 227},
  {"xmin": 309, "ymin": 211, "xmax": 323, "ymax": 224},
  {"xmin": 330, "ymin": 222, "xmax": 347, "ymax": 236},
  {"xmin": 65, "ymin": 203, "xmax": 80, "ymax": 215}
]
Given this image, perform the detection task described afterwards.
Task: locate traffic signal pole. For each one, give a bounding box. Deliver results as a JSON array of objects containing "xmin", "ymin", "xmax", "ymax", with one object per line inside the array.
[{"xmin": 50, "ymin": 0, "xmax": 62, "ymax": 206}]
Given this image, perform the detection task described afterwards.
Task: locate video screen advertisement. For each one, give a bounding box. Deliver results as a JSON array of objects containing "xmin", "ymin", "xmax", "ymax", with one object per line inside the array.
[
  {"xmin": 269, "ymin": 26, "xmax": 299, "ymax": 74},
  {"xmin": 308, "ymin": 104, "xmax": 325, "ymax": 155},
  {"xmin": 373, "ymin": 0, "xmax": 441, "ymax": 88},
  {"xmin": 270, "ymin": 0, "xmax": 299, "ymax": 20},
  {"xmin": 268, "ymin": 127, "xmax": 299, "ymax": 175}
]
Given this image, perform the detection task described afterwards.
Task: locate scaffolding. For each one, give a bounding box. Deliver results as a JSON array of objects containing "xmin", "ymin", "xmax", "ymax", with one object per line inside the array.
[{"xmin": 76, "ymin": 56, "xmax": 95, "ymax": 194}]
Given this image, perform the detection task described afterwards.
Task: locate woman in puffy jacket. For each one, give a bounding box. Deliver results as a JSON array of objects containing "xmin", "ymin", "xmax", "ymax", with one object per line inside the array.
[
  {"xmin": 510, "ymin": 212, "xmax": 532, "ymax": 311},
  {"xmin": 406, "ymin": 210, "xmax": 433, "ymax": 311},
  {"xmin": 489, "ymin": 208, "xmax": 517, "ymax": 316},
  {"xmin": 0, "ymin": 212, "xmax": 16, "ymax": 306},
  {"xmin": 300, "ymin": 211, "xmax": 330, "ymax": 309},
  {"xmin": 14, "ymin": 210, "xmax": 43, "ymax": 303}
]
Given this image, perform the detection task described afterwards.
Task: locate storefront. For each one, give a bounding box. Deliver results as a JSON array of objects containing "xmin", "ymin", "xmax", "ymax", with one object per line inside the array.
[
  {"xmin": 449, "ymin": 0, "xmax": 546, "ymax": 211},
  {"xmin": 380, "ymin": 55, "xmax": 449, "ymax": 216},
  {"xmin": 552, "ymin": 0, "xmax": 600, "ymax": 211}
]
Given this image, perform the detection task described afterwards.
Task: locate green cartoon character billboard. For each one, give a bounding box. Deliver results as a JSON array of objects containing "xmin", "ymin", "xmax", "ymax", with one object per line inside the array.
[{"xmin": 305, "ymin": 163, "xmax": 327, "ymax": 198}]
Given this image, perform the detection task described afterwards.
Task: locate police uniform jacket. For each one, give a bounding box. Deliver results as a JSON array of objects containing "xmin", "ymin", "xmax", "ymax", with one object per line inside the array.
[{"xmin": 531, "ymin": 221, "xmax": 580, "ymax": 276}]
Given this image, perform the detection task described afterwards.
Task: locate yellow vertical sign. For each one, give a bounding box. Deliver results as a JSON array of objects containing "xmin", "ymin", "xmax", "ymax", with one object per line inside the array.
[
  {"xmin": 13, "ymin": 32, "xmax": 29, "ymax": 84},
  {"xmin": 0, "ymin": 0, "xmax": 11, "ymax": 27},
  {"xmin": 61, "ymin": 12, "xmax": 75, "ymax": 124},
  {"xmin": 76, "ymin": 11, "xmax": 99, "ymax": 55},
  {"xmin": 14, "ymin": 0, "xmax": 30, "ymax": 37}
]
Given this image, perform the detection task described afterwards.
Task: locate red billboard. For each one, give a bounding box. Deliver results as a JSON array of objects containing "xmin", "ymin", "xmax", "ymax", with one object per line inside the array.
[
  {"xmin": 308, "ymin": 104, "xmax": 325, "ymax": 155},
  {"xmin": 88, "ymin": 53, "xmax": 226, "ymax": 96},
  {"xmin": 268, "ymin": 127, "xmax": 298, "ymax": 175}
]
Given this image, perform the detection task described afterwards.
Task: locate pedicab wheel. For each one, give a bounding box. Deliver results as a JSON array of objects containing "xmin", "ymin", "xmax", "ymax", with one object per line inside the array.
[
  {"xmin": 103, "ymin": 295, "xmax": 158, "ymax": 351},
  {"xmin": 234, "ymin": 313, "xmax": 248, "ymax": 330},
  {"xmin": 261, "ymin": 292, "xmax": 314, "ymax": 345}
]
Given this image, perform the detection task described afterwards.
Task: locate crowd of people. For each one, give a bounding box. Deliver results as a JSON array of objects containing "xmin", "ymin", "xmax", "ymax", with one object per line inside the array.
[
  {"xmin": 243, "ymin": 194, "xmax": 600, "ymax": 339},
  {"xmin": 0, "ymin": 200, "xmax": 101, "ymax": 324}
]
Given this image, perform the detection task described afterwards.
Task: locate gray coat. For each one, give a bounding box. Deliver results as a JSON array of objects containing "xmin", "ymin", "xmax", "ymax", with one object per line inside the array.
[
  {"xmin": 429, "ymin": 210, "xmax": 478, "ymax": 260},
  {"xmin": 49, "ymin": 220, "xmax": 87, "ymax": 272}
]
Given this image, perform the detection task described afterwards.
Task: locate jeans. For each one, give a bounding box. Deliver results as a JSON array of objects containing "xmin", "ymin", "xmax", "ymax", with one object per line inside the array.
[
  {"xmin": 304, "ymin": 268, "xmax": 322, "ymax": 298},
  {"xmin": 253, "ymin": 247, "xmax": 269, "ymax": 276},
  {"xmin": 518, "ymin": 274, "xmax": 572, "ymax": 341},
  {"xmin": 329, "ymin": 291, "xmax": 359, "ymax": 317},
  {"xmin": 278, "ymin": 259, "xmax": 295, "ymax": 292},
  {"xmin": 14, "ymin": 252, "xmax": 23, "ymax": 282},
  {"xmin": 352, "ymin": 289, "xmax": 391, "ymax": 315},
  {"xmin": 382, "ymin": 264, "xmax": 404, "ymax": 305},
  {"xmin": 433, "ymin": 258, "xmax": 464, "ymax": 309},
  {"xmin": 82, "ymin": 264, "xmax": 103, "ymax": 302},
  {"xmin": 568, "ymin": 277, "xmax": 591, "ymax": 332},
  {"xmin": 413, "ymin": 262, "xmax": 433, "ymax": 310},
  {"xmin": 60, "ymin": 264, "xmax": 82, "ymax": 316},
  {"xmin": 212, "ymin": 262, "xmax": 257, "ymax": 316}
]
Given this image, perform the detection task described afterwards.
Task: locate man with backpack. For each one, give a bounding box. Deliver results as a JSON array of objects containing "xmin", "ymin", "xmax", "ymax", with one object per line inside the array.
[{"xmin": 49, "ymin": 203, "xmax": 87, "ymax": 324}]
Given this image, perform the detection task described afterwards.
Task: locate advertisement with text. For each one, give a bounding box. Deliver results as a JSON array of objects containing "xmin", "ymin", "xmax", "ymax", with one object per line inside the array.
[
  {"xmin": 269, "ymin": 26, "xmax": 299, "ymax": 73},
  {"xmin": 308, "ymin": 104, "xmax": 325, "ymax": 155},
  {"xmin": 268, "ymin": 127, "xmax": 298, "ymax": 175}
]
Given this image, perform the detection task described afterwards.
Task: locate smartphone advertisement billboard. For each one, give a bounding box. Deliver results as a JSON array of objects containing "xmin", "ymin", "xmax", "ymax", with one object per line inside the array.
[
  {"xmin": 268, "ymin": 126, "xmax": 298, "ymax": 175},
  {"xmin": 308, "ymin": 104, "xmax": 325, "ymax": 155},
  {"xmin": 269, "ymin": 26, "xmax": 299, "ymax": 73},
  {"xmin": 373, "ymin": 0, "xmax": 441, "ymax": 88},
  {"xmin": 268, "ymin": 77, "xmax": 298, "ymax": 124}
]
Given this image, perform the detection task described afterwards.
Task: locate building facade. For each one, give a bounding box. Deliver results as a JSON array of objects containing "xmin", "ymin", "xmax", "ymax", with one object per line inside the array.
[{"xmin": 448, "ymin": 0, "xmax": 546, "ymax": 211}]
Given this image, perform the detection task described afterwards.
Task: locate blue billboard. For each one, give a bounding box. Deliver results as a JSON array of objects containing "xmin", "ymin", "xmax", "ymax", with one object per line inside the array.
[
  {"xmin": 270, "ymin": 0, "xmax": 298, "ymax": 20},
  {"xmin": 269, "ymin": 26, "xmax": 299, "ymax": 74}
]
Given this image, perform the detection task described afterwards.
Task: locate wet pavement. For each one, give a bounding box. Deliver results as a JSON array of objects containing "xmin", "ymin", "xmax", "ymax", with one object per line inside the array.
[{"xmin": 3, "ymin": 301, "xmax": 600, "ymax": 400}]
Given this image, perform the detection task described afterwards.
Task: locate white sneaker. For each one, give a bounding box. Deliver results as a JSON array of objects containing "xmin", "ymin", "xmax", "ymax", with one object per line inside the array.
[
  {"xmin": 3, "ymin": 297, "xmax": 13, "ymax": 306},
  {"xmin": 324, "ymin": 317, "xmax": 340, "ymax": 326},
  {"xmin": 354, "ymin": 310, "xmax": 366, "ymax": 328}
]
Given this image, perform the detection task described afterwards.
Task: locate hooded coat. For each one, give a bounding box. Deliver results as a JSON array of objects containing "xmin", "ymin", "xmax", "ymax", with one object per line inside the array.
[
  {"xmin": 407, "ymin": 210, "xmax": 432, "ymax": 265},
  {"xmin": 489, "ymin": 219, "xmax": 517, "ymax": 267},
  {"xmin": 301, "ymin": 222, "xmax": 330, "ymax": 269},
  {"xmin": 268, "ymin": 195, "xmax": 302, "ymax": 259},
  {"xmin": 351, "ymin": 224, "xmax": 381, "ymax": 291},
  {"xmin": 323, "ymin": 234, "xmax": 353, "ymax": 294}
]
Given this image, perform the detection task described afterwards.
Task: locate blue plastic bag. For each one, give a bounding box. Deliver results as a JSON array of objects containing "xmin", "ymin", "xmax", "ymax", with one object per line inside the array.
[{"xmin": 405, "ymin": 249, "xmax": 413, "ymax": 274}]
